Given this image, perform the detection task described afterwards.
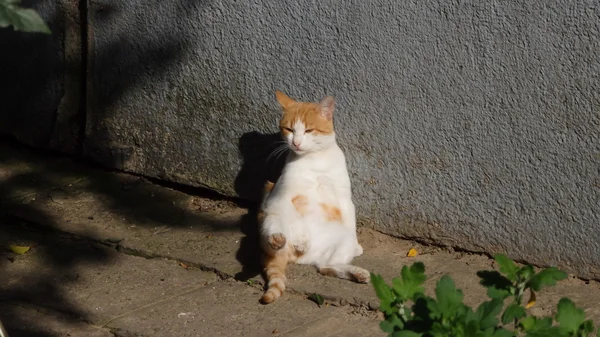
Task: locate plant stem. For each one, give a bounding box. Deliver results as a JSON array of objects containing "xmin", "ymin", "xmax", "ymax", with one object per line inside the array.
[
  {"xmin": 514, "ymin": 283, "xmax": 525, "ymax": 329},
  {"xmin": 398, "ymin": 303, "xmax": 408, "ymax": 322}
]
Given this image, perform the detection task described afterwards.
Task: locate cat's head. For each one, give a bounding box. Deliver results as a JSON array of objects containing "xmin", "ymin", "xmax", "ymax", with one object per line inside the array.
[{"xmin": 275, "ymin": 90, "xmax": 336, "ymax": 155}]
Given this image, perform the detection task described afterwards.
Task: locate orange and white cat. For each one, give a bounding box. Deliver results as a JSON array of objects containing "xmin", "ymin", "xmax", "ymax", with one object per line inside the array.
[{"xmin": 259, "ymin": 90, "xmax": 369, "ymax": 304}]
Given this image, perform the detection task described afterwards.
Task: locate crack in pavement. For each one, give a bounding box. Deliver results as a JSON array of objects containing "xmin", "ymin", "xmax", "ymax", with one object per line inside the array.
[{"xmin": 3, "ymin": 213, "xmax": 374, "ymax": 318}]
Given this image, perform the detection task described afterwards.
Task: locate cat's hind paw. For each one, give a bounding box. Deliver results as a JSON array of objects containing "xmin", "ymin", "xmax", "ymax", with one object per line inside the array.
[{"xmin": 350, "ymin": 268, "xmax": 370, "ymax": 284}]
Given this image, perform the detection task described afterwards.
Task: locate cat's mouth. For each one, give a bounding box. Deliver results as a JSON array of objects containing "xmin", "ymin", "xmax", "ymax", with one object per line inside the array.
[{"xmin": 290, "ymin": 146, "xmax": 305, "ymax": 154}]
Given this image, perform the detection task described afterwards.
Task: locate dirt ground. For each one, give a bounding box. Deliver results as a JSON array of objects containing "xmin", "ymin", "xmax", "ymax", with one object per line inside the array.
[{"xmin": 1, "ymin": 141, "xmax": 600, "ymax": 336}]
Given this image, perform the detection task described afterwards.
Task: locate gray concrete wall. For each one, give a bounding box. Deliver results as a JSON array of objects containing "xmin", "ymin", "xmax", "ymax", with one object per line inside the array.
[{"xmin": 5, "ymin": 0, "xmax": 600, "ymax": 278}]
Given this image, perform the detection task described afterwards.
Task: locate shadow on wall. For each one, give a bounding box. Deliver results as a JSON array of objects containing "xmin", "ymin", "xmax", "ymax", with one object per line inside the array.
[
  {"xmin": 232, "ymin": 131, "xmax": 287, "ymax": 281},
  {"xmin": 0, "ymin": 0, "xmax": 250, "ymax": 335},
  {"xmin": 0, "ymin": 0, "xmax": 75, "ymax": 152}
]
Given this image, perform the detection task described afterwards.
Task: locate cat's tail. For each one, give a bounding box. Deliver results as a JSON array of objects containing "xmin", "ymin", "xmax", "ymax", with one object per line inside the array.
[{"xmin": 260, "ymin": 251, "xmax": 288, "ymax": 304}]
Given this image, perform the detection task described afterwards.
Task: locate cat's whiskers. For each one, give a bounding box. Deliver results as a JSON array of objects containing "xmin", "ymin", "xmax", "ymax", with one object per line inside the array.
[{"xmin": 267, "ymin": 143, "xmax": 289, "ymax": 162}]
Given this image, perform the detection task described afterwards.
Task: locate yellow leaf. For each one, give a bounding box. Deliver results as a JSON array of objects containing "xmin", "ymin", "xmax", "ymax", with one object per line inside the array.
[
  {"xmin": 9, "ymin": 245, "xmax": 31, "ymax": 255},
  {"xmin": 526, "ymin": 289, "xmax": 536, "ymax": 308},
  {"xmin": 407, "ymin": 248, "xmax": 418, "ymax": 257},
  {"xmin": 179, "ymin": 262, "xmax": 189, "ymax": 270}
]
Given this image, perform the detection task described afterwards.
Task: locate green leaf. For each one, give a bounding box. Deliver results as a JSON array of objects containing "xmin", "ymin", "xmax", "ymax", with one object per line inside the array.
[
  {"xmin": 491, "ymin": 329, "xmax": 514, "ymax": 337},
  {"xmin": 494, "ymin": 254, "xmax": 519, "ymax": 281},
  {"xmin": 8, "ymin": 245, "xmax": 31, "ymax": 255},
  {"xmin": 0, "ymin": 1, "xmax": 51, "ymax": 34},
  {"xmin": 501, "ymin": 303, "xmax": 526, "ymax": 325},
  {"xmin": 526, "ymin": 267, "xmax": 567, "ymax": 292},
  {"xmin": 524, "ymin": 327, "xmax": 570, "ymax": 337},
  {"xmin": 392, "ymin": 262, "xmax": 426, "ymax": 301},
  {"xmin": 516, "ymin": 265, "xmax": 535, "ymax": 282},
  {"xmin": 556, "ymin": 298, "xmax": 585, "ymax": 333},
  {"xmin": 412, "ymin": 296, "xmax": 434, "ymax": 322},
  {"xmin": 307, "ymin": 293, "xmax": 324, "ymax": 307},
  {"xmin": 391, "ymin": 331, "xmax": 423, "ymax": 337},
  {"xmin": 434, "ymin": 275, "xmax": 464, "ymax": 318},
  {"xmin": 476, "ymin": 299, "xmax": 504, "ymax": 329},
  {"xmin": 580, "ymin": 320, "xmax": 595, "ymax": 334},
  {"xmin": 537, "ymin": 317, "xmax": 553, "ymax": 329},
  {"xmin": 477, "ymin": 271, "xmax": 514, "ymax": 299},
  {"xmin": 519, "ymin": 316, "xmax": 537, "ymax": 331},
  {"xmin": 371, "ymin": 273, "xmax": 397, "ymax": 315},
  {"xmin": 380, "ymin": 314, "xmax": 404, "ymax": 333}
]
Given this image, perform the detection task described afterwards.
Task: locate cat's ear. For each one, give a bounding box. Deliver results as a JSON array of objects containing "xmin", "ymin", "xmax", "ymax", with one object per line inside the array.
[
  {"xmin": 275, "ymin": 91, "xmax": 296, "ymax": 110},
  {"xmin": 320, "ymin": 96, "xmax": 335, "ymax": 120}
]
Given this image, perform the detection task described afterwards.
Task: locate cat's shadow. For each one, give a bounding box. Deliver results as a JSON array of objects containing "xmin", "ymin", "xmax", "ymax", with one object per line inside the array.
[{"xmin": 233, "ymin": 131, "xmax": 286, "ymax": 281}]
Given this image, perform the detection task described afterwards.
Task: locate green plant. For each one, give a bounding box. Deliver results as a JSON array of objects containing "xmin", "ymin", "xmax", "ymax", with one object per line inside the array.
[
  {"xmin": 371, "ymin": 255, "xmax": 599, "ymax": 337},
  {"xmin": 0, "ymin": 0, "xmax": 50, "ymax": 34}
]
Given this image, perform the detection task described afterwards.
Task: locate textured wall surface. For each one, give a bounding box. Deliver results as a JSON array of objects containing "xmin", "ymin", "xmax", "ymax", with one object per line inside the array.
[
  {"xmin": 0, "ymin": 0, "xmax": 82, "ymax": 153},
  {"xmin": 86, "ymin": 1, "xmax": 600, "ymax": 277}
]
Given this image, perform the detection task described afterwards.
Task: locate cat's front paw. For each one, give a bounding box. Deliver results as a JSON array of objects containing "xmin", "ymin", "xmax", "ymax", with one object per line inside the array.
[{"xmin": 268, "ymin": 233, "xmax": 287, "ymax": 250}]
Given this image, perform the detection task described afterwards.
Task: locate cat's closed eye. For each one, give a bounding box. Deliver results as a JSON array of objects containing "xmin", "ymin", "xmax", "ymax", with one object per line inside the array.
[
  {"xmin": 283, "ymin": 127, "xmax": 293, "ymax": 132},
  {"xmin": 305, "ymin": 129, "xmax": 314, "ymax": 133}
]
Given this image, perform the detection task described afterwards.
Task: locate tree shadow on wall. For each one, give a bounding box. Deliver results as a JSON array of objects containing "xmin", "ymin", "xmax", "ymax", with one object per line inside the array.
[
  {"xmin": 232, "ymin": 131, "xmax": 287, "ymax": 281},
  {"xmin": 0, "ymin": 0, "xmax": 216, "ymax": 336}
]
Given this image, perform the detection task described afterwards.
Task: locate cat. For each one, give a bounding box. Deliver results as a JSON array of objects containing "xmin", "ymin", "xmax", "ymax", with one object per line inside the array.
[{"xmin": 258, "ymin": 90, "xmax": 369, "ymax": 304}]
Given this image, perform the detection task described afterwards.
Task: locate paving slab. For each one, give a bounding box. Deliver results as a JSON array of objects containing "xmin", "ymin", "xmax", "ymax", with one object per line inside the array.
[
  {"xmin": 0, "ymin": 302, "xmax": 114, "ymax": 337},
  {"xmin": 105, "ymin": 280, "xmax": 383, "ymax": 337},
  {"xmin": 0, "ymin": 220, "xmax": 218, "ymax": 327}
]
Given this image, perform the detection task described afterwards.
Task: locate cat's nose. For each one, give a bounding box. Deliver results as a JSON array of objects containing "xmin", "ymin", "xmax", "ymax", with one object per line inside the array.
[{"xmin": 292, "ymin": 139, "xmax": 301, "ymax": 148}]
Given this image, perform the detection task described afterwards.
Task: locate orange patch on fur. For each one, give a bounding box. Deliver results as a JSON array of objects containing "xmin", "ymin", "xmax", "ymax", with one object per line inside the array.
[
  {"xmin": 319, "ymin": 267, "xmax": 338, "ymax": 277},
  {"xmin": 320, "ymin": 203, "xmax": 342, "ymax": 222},
  {"xmin": 257, "ymin": 210, "xmax": 265, "ymax": 224},
  {"xmin": 276, "ymin": 91, "xmax": 334, "ymax": 136},
  {"xmin": 261, "ymin": 251, "xmax": 289, "ymax": 304},
  {"xmin": 293, "ymin": 249, "xmax": 304, "ymax": 261},
  {"xmin": 264, "ymin": 181, "xmax": 275, "ymax": 194},
  {"xmin": 292, "ymin": 195, "xmax": 309, "ymax": 215}
]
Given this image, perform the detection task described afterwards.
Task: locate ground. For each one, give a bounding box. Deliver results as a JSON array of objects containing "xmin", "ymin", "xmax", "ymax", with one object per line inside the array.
[{"xmin": 1, "ymin": 141, "xmax": 600, "ymax": 337}]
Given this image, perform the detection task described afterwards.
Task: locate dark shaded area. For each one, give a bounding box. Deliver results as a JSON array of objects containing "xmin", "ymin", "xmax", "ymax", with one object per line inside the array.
[
  {"xmin": 0, "ymin": 0, "xmax": 292, "ymax": 332},
  {"xmin": 0, "ymin": 0, "xmax": 246, "ymax": 335},
  {"xmin": 0, "ymin": 216, "xmax": 112, "ymax": 336},
  {"xmin": 0, "ymin": 137, "xmax": 254, "ymax": 335},
  {"xmin": 0, "ymin": 0, "xmax": 70, "ymax": 151},
  {"xmin": 233, "ymin": 131, "xmax": 287, "ymax": 281},
  {"xmin": 234, "ymin": 131, "xmax": 287, "ymax": 202}
]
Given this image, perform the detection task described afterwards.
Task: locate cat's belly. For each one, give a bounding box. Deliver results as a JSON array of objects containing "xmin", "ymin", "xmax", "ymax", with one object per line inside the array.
[{"xmin": 295, "ymin": 222, "xmax": 357, "ymax": 266}]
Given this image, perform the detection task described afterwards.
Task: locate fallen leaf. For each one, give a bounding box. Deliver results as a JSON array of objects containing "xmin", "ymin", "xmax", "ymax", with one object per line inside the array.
[
  {"xmin": 179, "ymin": 262, "xmax": 189, "ymax": 270},
  {"xmin": 272, "ymin": 329, "xmax": 279, "ymax": 334},
  {"xmin": 9, "ymin": 245, "xmax": 31, "ymax": 255},
  {"xmin": 246, "ymin": 279, "xmax": 254, "ymax": 285},
  {"xmin": 407, "ymin": 248, "xmax": 418, "ymax": 257},
  {"xmin": 308, "ymin": 293, "xmax": 324, "ymax": 307},
  {"xmin": 526, "ymin": 289, "xmax": 536, "ymax": 308}
]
